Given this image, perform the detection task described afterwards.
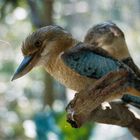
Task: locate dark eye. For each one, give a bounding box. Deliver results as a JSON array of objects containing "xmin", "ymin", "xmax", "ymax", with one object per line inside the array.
[{"xmin": 34, "ymin": 40, "xmax": 42, "ymax": 47}]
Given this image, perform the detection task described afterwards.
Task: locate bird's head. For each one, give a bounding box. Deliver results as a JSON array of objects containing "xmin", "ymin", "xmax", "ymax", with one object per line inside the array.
[
  {"xmin": 84, "ymin": 22, "xmax": 125, "ymax": 46},
  {"xmin": 12, "ymin": 25, "xmax": 73, "ymax": 81},
  {"xmin": 84, "ymin": 22, "xmax": 130, "ymax": 59}
]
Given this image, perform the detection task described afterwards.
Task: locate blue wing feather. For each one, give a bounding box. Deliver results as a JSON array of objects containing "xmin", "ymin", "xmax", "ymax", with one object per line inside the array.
[{"xmin": 62, "ymin": 49, "xmax": 120, "ymax": 79}]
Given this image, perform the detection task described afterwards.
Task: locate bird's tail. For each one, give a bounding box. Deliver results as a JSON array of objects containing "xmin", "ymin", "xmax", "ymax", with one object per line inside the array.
[{"xmin": 122, "ymin": 94, "xmax": 140, "ymax": 108}]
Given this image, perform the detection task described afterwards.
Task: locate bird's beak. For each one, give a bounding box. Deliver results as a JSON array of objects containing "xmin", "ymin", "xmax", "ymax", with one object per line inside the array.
[{"xmin": 11, "ymin": 53, "xmax": 39, "ymax": 81}]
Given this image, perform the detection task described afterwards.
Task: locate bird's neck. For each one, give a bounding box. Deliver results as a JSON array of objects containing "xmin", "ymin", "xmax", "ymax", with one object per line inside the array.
[
  {"xmin": 102, "ymin": 39, "xmax": 130, "ymax": 60},
  {"xmin": 45, "ymin": 38, "xmax": 78, "ymax": 70}
]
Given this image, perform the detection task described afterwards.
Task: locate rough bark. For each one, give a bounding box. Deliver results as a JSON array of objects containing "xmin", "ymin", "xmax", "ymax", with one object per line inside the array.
[
  {"xmin": 91, "ymin": 102, "xmax": 140, "ymax": 140},
  {"xmin": 67, "ymin": 98, "xmax": 140, "ymax": 139},
  {"xmin": 66, "ymin": 70, "xmax": 140, "ymax": 139}
]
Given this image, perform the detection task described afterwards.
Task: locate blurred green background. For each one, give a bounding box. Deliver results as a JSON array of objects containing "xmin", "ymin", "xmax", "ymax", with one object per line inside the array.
[{"xmin": 0, "ymin": 0, "xmax": 140, "ymax": 140}]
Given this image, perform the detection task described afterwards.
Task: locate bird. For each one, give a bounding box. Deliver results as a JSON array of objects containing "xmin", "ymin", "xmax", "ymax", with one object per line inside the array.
[
  {"xmin": 11, "ymin": 25, "xmax": 95, "ymax": 91},
  {"xmin": 11, "ymin": 25, "xmax": 140, "ymax": 108},
  {"xmin": 84, "ymin": 21, "xmax": 140, "ymax": 77},
  {"xmin": 84, "ymin": 21, "xmax": 140, "ymax": 105}
]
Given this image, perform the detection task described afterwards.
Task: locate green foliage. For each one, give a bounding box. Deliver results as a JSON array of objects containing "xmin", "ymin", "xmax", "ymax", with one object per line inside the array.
[
  {"xmin": 55, "ymin": 112, "xmax": 93, "ymax": 140},
  {"xmin": 0, "ymin": 60, "xmax": 15, "ymax": 75}
]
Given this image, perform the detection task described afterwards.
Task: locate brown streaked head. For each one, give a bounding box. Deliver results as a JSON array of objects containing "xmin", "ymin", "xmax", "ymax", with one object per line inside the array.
[
  {"xmin": 84, "ymin": 21, "xmax": 125, "ymax": 46},
  {"xmin": 84, "ymin": 21, "xmax": 130, "ymax": 59},
  {"xmin": 11, "ymin": 25, "xmax": 73, "ymax": 81}
]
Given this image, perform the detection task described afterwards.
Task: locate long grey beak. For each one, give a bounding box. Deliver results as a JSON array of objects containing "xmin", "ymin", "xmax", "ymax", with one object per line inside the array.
[{"xmin": 11, "ymin": 55, "xmax": 38, "ymax": 81}]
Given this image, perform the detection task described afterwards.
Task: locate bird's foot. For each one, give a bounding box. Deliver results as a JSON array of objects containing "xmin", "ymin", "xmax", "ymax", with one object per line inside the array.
[{"xmin": 101, "ymin": 102, "xmax": 112, "ymax": 110}]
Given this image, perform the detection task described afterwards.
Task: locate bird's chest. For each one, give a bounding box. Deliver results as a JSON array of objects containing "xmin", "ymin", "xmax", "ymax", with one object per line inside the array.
[{"xmin": 45, "ymin": 57, "xmax": 95, "ymax": 91}]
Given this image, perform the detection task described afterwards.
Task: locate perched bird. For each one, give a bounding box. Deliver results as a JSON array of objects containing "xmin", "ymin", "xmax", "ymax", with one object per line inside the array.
[
  {"xmin": 84, "ymin": 22, "xmax": 140, "ymax": 105},
  {"xmin": 12, "ymin": 26, "xmax": 94, "ymax": 91},
  {"xmin": 84, "ymin": 22, "xmax": 140, "ymax": 77},
  {"xmin": 11, "ymin": 25, "xmax": 140, "ymax": 107}
]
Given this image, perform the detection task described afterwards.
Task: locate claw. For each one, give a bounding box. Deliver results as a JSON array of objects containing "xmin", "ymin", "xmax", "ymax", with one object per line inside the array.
[{"xmin": 101, "ymin": 102, "xmax": 112, "ymax": 110}]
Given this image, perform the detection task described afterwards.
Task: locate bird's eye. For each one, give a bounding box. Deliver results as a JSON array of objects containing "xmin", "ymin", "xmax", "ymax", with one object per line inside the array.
[{"xmin": 34, "ymin": 40, "xmax": 42, "ymax": 47}]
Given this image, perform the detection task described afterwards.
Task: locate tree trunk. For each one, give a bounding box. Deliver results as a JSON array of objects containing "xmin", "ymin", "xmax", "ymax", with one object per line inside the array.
[{"xmin": 27, "ymin": 0, "xmax": 55, "ymax": 107}]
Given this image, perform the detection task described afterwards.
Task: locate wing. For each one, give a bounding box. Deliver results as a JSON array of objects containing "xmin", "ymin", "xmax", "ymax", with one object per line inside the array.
[{"xmin": 61, "ymin": 43, "xmax": 122, "ymax": 79}]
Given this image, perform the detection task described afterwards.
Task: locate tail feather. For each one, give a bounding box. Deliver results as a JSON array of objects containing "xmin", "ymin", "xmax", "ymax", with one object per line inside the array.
[{"xmin": 122, "ymin": 94, "xmax": 140, "ymax": 108}]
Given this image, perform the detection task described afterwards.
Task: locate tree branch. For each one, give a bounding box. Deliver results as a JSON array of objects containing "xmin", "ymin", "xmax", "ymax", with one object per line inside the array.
[
  {"xmin": 66, "ymin": 70, "xmax": 140, "ymax": 139},
  {"xmin": 91, "ymin": 102, "xmax": 140, "ymax": 139},
  {"xmin": 66, "ymin": 70, "xmax": 129, "ymax": 127},
  {"xmin": 66, "ymin": 100, "xmax": 140, "ymax": 139}
]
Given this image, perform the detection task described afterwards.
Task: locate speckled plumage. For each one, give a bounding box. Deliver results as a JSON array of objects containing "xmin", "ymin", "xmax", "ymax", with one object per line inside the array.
[{"xmin": 62, "ymin": 43, "xmax": 120, "ymax": 79}]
